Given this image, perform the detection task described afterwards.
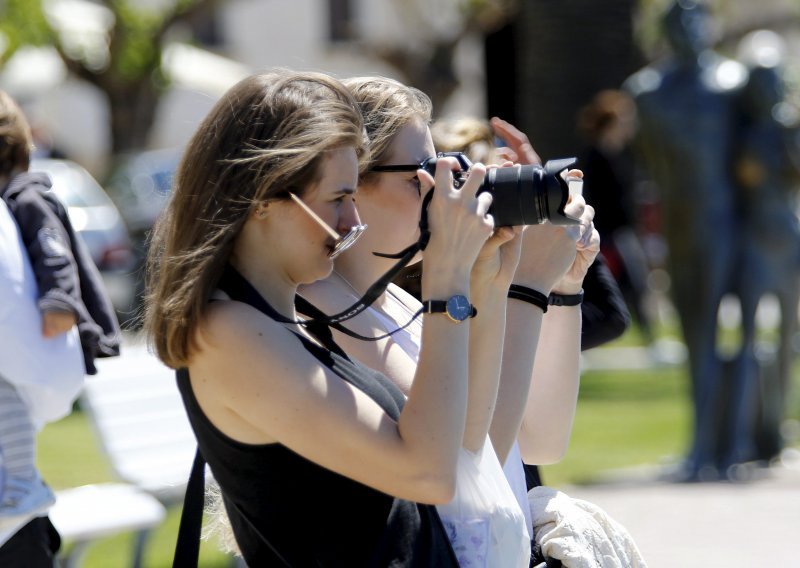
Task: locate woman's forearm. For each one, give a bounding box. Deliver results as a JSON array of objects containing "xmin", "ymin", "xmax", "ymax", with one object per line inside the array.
[
  {"xmin": 517, "ymin": 304, "xmax": 581, "ymax": 464},
  {"xmin": 490, "ymin": 300, "xmax": 544, "ymax": 464},
  {"xmin": 462, "ymin": 292, "xmax": 508, "ymax": 453}
]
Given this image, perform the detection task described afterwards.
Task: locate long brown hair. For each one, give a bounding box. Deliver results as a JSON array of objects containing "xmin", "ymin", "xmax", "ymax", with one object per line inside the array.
[{"xmin": 144, "ymin": 70, "xmax": 367, "ymax": 368}]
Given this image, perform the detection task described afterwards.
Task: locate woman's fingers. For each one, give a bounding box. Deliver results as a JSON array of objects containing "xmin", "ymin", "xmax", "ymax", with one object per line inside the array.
[
  {"xmin": 416, "ymin": 168, "xmax": 435, "ymax": 195},
  {"xmin": 495, "ymin": 147, "xmax": 519, "ymax": 163},
  {"xmin": 424, "ymin": 157, "xmax": 495, "ymax": 265},
  {"xmin": 431, "ymin": 156, "xmax": 459, "ymax": 196},
  {"xmin": 490, "ymin": 117, "xmax": 542, "ymax": 166},
  {"xmin": 459, "ymin": 161, "xmax": 487, "ymax": 200}
]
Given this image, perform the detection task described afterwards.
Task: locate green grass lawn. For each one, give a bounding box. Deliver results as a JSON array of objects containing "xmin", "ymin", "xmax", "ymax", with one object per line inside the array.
[
  {"xmin": 540, "ymin": 365, "xmax": 692, "ymax": 486},
  {"xmin": 35, "ymin": 324, "xmax": 800, "ymax": 566}
]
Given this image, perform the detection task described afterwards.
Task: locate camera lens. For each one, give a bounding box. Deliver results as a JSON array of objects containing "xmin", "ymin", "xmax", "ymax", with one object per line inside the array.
[
  {"xmin": 423, "ymin": 153, "xmax": 580, "ymax": 227},
  {"xmin": 481, "ymin": 159, "xmax": 579, "ymax": 227}
]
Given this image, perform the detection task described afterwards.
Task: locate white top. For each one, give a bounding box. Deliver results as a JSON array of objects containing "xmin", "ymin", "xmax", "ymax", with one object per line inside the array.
[
  {"xmin": 503, "ymin": 440, "xmax": 534, "ymax": 538},
  {"xmin": 0, "ymin": 199, "xmax": 85, "ymax": 546},
  {"xmin": 365, "ymin": 287, "xmax": 421, "ymax": 361},
  {"xmin": 0, "ymin": 200, "xmax": 84, "ymax": 426},
  {"xmin": 367, "ymin": 283, "xmax": 531, "ymax": 567}
]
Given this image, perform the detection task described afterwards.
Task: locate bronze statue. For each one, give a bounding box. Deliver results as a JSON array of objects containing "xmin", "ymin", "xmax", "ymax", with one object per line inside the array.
[
  {"xmin": 624, "ymin": 0, "xmax": 748, "ymax": 479},
  {"xmin": 731, "ymin": 30, "xmax": 800, "ymax": 466}
]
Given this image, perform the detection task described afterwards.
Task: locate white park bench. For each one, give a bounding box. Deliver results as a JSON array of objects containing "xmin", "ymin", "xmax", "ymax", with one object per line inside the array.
[
  {"xmin": 50, "ymin": 483, "xmax": 166, "ymax": 568},
  {"xmin": 51, "ymin": 340, "xmax": 198, "ymax": 567}
]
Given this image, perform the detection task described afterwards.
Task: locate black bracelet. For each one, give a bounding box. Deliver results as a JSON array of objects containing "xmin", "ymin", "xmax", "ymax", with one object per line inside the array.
[
  {"xmin": 548, "ymin": 289, "xmax": 584, "ymax": 307},
  {"xmin": 508, "ymin": 284, "xmax": 548, "ymax": 313}
]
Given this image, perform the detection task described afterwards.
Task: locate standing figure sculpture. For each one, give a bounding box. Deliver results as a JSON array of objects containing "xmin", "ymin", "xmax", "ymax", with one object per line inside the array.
[
  {"xmin": 732, "ymin": 30, "xmax": 800, "ymax": 465},
  {"xmin": 624, "ymin": 0, "xmax": 748, "ymax": 479}
]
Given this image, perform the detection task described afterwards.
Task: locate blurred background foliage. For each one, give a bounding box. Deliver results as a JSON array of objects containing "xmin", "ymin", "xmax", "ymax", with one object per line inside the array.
[
  {"xmin": 2, "ymin": 0, "xmax": 798, "ymax": 160},
  {"xmin": 1, "ymin": 0, "xmax": 219, "ymax": 154}
]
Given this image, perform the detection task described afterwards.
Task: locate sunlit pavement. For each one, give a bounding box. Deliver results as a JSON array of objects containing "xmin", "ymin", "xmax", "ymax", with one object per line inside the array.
[
  {"xmin": 563, "ymin": 454, "xmax": 800, "ymax": 567},
  {"xmin": 579, "ymin": 340, "xmax": 800, "ymax": 567}
]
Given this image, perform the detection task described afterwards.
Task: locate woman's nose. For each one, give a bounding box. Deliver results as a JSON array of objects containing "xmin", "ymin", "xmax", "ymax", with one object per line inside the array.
[{"xmin": 338, "ymin": 199, "xmax": 362, "ymax": 233}]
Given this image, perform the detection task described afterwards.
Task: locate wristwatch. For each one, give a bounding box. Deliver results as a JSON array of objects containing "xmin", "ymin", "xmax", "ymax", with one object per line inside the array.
[{"xmin": 421, "ymin": 295, "xmax": 477, "ymax": 323}]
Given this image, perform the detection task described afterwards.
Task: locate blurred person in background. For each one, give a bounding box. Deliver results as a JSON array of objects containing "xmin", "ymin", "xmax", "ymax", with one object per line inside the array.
[
  {"xmin": 0, "ymin": 92, "xmax": 86, "ymax": 564},
  {"xmin": 0, "ymin": 91, "xmax": 121, "ymax": 373},
  {"xmin": 576, "ymin": 90, "xmax": 652, "ymax": 345},
  {"xmin": 729, "ymin": 31, "xmax": 800, "ymax": 465},
  {"xmin": 624, "ymin": 0, "xmax": 747, "ymax": 480}
]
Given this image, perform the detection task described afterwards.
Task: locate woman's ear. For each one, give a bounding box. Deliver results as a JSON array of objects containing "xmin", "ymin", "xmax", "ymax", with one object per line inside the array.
[{"xmin": 254, "ymin": 201, "xmax": 269, "ymax": 219}]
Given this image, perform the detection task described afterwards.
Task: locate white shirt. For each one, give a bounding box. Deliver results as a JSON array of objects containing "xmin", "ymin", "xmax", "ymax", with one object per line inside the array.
[
  {"xmin": 0, "ymin": 199, "xmax": 84, "ymax": 426},
  {"xmin": 370, "ymin": 284, "xmax": 531, "ymax": 566}
]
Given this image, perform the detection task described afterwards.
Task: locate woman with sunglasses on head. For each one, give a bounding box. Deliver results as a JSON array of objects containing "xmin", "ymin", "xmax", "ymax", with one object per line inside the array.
[
  {"xmin": 143, "ymin": 69, "xmax": 514, "ymax": 566},
  {"xmin": 300, "ymin": 77, "xmax": 598, "ymax": 566}
]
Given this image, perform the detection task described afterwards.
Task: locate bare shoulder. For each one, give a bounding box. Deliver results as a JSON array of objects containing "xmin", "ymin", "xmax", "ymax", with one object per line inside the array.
[
  {"xmin": 187, "ymin": 300, "xmax": 414, "ymax": 476},
  {"xmin": 198, "ymin": 299, "xmax": 284, "ymax": 352},
  {"xmin": 190, "ymin": 301, "xmax": 317, "ymax": 437}
]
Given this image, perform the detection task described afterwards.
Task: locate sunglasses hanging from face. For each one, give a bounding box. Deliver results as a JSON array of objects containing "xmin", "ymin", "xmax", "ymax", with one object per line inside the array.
[{"xmin": 288, "ymin": 193, "xmax": 367, "ymax": 259}]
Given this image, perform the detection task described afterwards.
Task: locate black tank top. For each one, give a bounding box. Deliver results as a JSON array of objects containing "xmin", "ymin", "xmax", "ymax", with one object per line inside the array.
[{"xmin": 175, "ymin": 267, "xmax": 458, "ymax": 567}]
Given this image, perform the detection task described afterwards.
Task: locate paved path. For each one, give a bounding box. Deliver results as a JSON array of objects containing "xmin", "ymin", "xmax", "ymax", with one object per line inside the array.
[
  {"xmin": 559, "ymin": 455, "xmax": 800, "ymax": 567},
  {"xmin": 562, "ymin": 342, "xmax": 800, "ymax": 567}
]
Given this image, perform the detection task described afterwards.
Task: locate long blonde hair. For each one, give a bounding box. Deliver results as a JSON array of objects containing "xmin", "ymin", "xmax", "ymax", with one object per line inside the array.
[
  {"xmin": 343, "ymin": 76, "xmax": 432, "ymax": 180},
  {"xmin": 144, "ymin": 70, "xmax": 367, "ymax": 368}
]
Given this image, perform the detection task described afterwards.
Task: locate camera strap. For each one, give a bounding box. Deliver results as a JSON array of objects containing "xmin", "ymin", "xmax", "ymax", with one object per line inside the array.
[{"xmin": 221, "ymin": 191, "xmax": 434, "ymax": 339}]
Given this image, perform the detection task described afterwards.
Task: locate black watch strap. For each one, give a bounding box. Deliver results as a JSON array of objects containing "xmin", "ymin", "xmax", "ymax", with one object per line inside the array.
[
  {"xmin": 422, "ymin": 299, "xmax": 448, "ymax": 313},
  {"xmin": 548, "ymin": 289, "xmax": 584, "ymax": 307},
  {"xmin": 421, "ymin": 296, "xmax": 477, "ymax": 322}
]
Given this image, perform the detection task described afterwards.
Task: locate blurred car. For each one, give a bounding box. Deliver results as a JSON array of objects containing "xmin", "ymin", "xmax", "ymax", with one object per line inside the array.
[
  {"xmin": 104, "ymin": 148, "xmax": 181, "ymax": 324},
  {"xmin": 105, "ymin": 148, "xmax": 180, "ymax": 241},
  {"xmin": 29, "ymin": 158, "xmax": 138, "ymax": 323}
]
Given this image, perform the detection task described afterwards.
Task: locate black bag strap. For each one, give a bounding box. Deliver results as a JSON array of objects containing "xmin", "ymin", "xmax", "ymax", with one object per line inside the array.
[
  {"xmin": 172, "ymin": 447, "xmax": 295, "ymax": 567},
  {"xmin": 172, "ymin": 447, "xmax": 206, "ymax": 567}
]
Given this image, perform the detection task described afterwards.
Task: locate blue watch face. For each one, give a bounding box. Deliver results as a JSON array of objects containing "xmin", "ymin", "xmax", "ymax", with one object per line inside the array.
[{"xmin": 446, "ymin": 295, "xmax": 472, "ymax": 322}]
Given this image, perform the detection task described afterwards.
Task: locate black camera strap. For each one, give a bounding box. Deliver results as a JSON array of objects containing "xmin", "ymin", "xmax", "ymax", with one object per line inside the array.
[{"xmin": 220, "ymin": 191, "xmax": 434, "ymax": 339}]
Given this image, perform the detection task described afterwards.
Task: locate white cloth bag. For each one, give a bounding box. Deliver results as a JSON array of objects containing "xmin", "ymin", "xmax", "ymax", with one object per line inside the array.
[{"xmin": 437, "ymin": 437, "xmax": 531, "ymax": 567}]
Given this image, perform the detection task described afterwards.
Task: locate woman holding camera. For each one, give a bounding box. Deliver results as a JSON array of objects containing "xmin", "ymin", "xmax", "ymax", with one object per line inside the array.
[
  {"xmin": 144, "ymin": 69, "xmax": 516, "ymax": 566},
  {"xmin": 300, "ymin": 77, "xmax": 598, "ymax": 566}
]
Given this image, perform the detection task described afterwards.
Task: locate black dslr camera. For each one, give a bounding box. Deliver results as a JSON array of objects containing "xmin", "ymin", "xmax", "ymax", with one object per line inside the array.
[{"xmin": 421, "ymin": 152, "xmax": 581, "ymax": 227}]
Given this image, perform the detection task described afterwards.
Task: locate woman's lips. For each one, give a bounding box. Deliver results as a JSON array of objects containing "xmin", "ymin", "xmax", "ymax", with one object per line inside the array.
[{"xmin": 324, "ymin": 239, "xmax": 336, "ymax": 257}]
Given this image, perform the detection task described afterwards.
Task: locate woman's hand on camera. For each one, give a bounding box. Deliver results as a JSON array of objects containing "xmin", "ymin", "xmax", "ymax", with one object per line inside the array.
[
  {"xmin": 467, "ymin": 163, "xmax": 523, "ymax": 295},
  {"xmin": 471, "ymin": 225, "xmax": 523, "ymax": 299},
  {"xmin": 512, "ymin": 193, "xmax": 594, "ymax": 294},
  {"xmin": 553, "ymin": 199, "xmax": 600, "ymax": 295},
  {"xmin": 418, "ymin": 158, "xmax": 495, "ymax": 297}
]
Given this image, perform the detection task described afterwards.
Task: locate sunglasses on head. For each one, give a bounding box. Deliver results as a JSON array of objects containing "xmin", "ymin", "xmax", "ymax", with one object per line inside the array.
[{"xmin": 288, "ymin": 193, "xmax": 367, "ymax": 259}]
